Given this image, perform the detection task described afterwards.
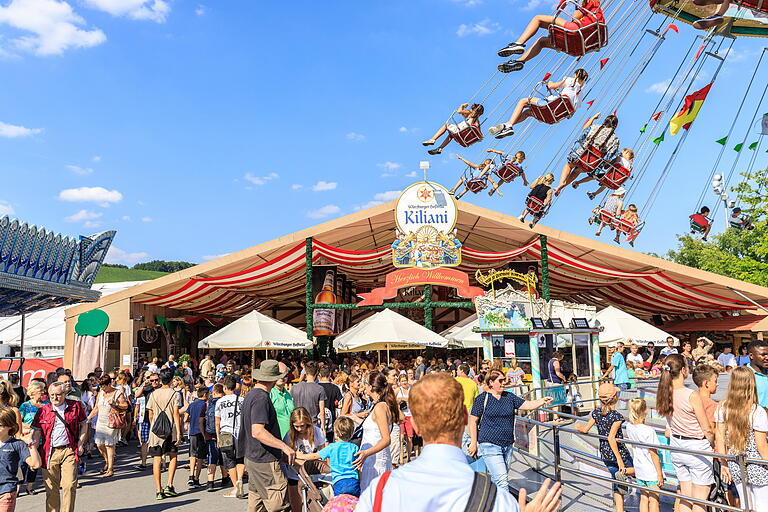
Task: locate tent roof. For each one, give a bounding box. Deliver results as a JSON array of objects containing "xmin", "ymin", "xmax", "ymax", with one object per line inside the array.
[
  {"xmin": 65, "ymin": 199, "xmax": 768, "ymax": 321},
  {"xmin": 333, "ymin": 309, "xmax": 449, "ymax": 352},
  {"xmin": 595, "ymin": 306, "xmax": 677, "ymax": 346},
  {"xmin": 198, "ymin": 310, "xmax": 312, "ymax": 350},
  {"xmin": 663, "ymin": 314, "xmax": 768, "ymax": 333}
]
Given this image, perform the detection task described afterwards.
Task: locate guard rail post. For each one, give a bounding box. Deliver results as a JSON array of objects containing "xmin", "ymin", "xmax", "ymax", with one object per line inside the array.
[
  {"xmin": 553, "ymin": 424, "xmax": 562, "ymax": 483},
  {"xmin": 738, "ymin": 454, "xmax": 751, "ymax": 512}
]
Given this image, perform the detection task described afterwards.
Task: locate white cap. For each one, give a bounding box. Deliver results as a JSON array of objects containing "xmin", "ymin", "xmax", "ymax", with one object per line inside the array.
[{"xmin": 614, "ymin": 187, "xmax": 627, "ymax": 196}]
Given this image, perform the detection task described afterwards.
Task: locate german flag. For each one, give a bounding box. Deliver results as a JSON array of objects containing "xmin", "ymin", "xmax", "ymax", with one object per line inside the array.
[{"xmin": 669, "ymin": 83, "xmax": 713, "ymax": 136}]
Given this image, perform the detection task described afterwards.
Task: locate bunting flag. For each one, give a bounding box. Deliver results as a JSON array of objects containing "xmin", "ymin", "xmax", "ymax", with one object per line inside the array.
[
  {"xmin": 667, "ymin": 24, "xmax": 679, "ymax": 33},
  {"xmin": 716, "ymin": 136, "xmax": 728, "ymax": 145},
  {"xmin": 749, "ymin": 141, "xmax": 758, "ymax": 150},
  {"xmin": 652, "ymin": 132, "xmax": 665, "ymax": 144},
  {"xmin": 695, "ymin": 45, "xmax": 706, "ymax": 59},
  {"xmin": 640, "ymin": 124, "xmax": 647, "ymax": 133},
  {"xmin": 586, "ymin": 100, "xmax": 594, "ymax": 108},
  {"xmin": 651, "ymin": 111, "xmax": 664, "ymax": 121},
  {"xmin": 734, "ymin": 143, "xmax": 744, "ymax": 152},
  {"xmin": 669, "ymin": 83, "xmax": 713, "ymax": 135},
  {"xmin": 600, "ymin": 58, "xmax": 609, "ymax": 69}
]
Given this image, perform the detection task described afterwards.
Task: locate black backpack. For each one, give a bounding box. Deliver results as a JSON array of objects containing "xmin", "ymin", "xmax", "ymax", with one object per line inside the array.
[
  {"xmin": 205, "ymin": 397, "xmax": 219, "ymax": 435},
  {"xmin": 151, "ymin": 393, "xmax": 176, "ymax": 439}
]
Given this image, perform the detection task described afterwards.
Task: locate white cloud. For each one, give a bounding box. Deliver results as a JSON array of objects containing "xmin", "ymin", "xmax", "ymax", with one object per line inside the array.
[
  {"xmin": 121, "ymin": 215, "xmax": 131, "ymax": 221},
  {"xmin": 141, "ymin": 216, "xmax": 152, "ymax": 222},
  {"xmin": 377, "ymin": 162, "xmax": 401, "ymax": 171},
  {"xmin": 456, "ymin": 19, "xmax": 499, "ymax": 37},
  {"xmin": 291, "ymin": 184, "xmax": 303, "ymax": 190},
  {"xmin": 353, "ymin": 190, "xmax": 401, "ymax": 210},
  {"xmin": 83, "ymin": 220, "xmax": 102, "ymax": 228},
  {"xmin": 58, "ymin": 186, "xmax": 122, "ymax": 205},
  {"xmin": 0, "ymin": 121, "xmax": 42, "ymax": 138},
  {"xmin": 405, "ymin": 171, "xmax": 418, "ymax": 178},
  {"xmin": 354, "ymin": 201, "xmax": 382, "ymax": 210},
  {"xmin": 0, "ymin": 201, "xmax": 15, "ymax": 216},
  {"xmin": 0, "ymin": 0, "xmax": 106, "ymax": 56},
  {"xmin": 105, "ymin": 246, "xmax": 148, "ymax": 265},
  {"xmin": 452, "ymin": 0, "xmax": 482, "ymax": 5},
  {"xmin": 202, "ymin": 253, "xmax": 230, "ymax": 261},
  {"xmin": 307, "ymin": 204, "xmax": 341, "ymax": 219},
  {"xmin": 645, "ymin": 79, "xmax": 672, "ymax": 94},
  {"xmin": 65, "ymin": 209, "xmax": 102, "ymax": 222},
  {"xmin": 195, "ymin": 4, "xmax": 206, "ymax": 15},
  {"xmin": 66, "ymin": 164, "xmax": 93, "ymax": 175},
  {"xmin": 345, "ymin": 132, "xmax": 365, "ymax": 142},
  {"xmin": 399, "ymin": 126, "xmax": 409, "ymax": 133},
  {"xmin": 83, "ymin": 0, "xmax": 170, "ymax": 23},
  {"xmin": 312, "ymin": 181, "xmax": 337, "ymax": 191},
  {"xmin": 244, "ymin": 172, "xmax": 278, "ymax": 186},
  {"xmin": 92, "ymin": 155, "xmax": 101, "ymax": 162}
]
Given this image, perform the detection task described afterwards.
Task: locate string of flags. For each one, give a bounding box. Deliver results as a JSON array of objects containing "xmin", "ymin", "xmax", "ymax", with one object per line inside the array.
[{"xmin": 714, "ymin": 137, "xmax": 761, "ymax": 151}]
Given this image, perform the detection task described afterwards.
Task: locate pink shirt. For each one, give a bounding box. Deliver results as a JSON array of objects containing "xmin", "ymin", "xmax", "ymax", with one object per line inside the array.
[{"xmin": 667, "ymin": 387, "xmax": 705, "ymax": 439}]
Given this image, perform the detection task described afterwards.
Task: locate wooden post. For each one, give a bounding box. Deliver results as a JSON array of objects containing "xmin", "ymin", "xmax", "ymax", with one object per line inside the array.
[
  {"xmin": 539, "ymin": 235, "xmax": 551, "ymax": 301},
  {"xmin": 305, "ymin": 238, "xmax": 314, "ymax": 340}
]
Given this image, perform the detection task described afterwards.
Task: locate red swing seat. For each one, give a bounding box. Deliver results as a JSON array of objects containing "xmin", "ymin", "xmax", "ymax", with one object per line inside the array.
[
  {"xmin": 450, "ymin": 124, "xmax": 483, "ymax": 148},
  {"xmin": 576, "ymin": 146, "xmax": 605, "ymax": 173},
  {"xmin": 738, "ymin": 0, "xmax": 768, "ymax": 13},
  {"xmin": 598, "ymin": 209, "xmax": 617, "ymax": 227},
  {"xmin": 548, "ymin": 1, "xmax": 608, "ymax": 56},
  {"xmin": 615, "ymin": 218, "xmax": 643, "ymax": 243},
  {"xmin": 529, "ymin": 96, "xmax": 575, "ymax": 124},
  {"xmin": 496, "ymin": 162, "xmax": 523, "ymax": 183},
  {"xmin": 526, "ymin": 196, "xmax": 548, "ymax": 215},
  {"xmin": 598, "ymin": 162, "xmax": 631, "ymax": 190},
  {"xmin": 466, "ymin": 177, "xmax": 488, "ymax": 194}
]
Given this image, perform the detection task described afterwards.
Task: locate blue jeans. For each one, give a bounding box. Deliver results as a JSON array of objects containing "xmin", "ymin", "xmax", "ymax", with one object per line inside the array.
[
  {"xmin": 333, "ymin": 477, "xmax": 360, "ymax": 497},
  {"xmin": 478, "ymin": 442, "xmax": 514, "ymax": 492}
]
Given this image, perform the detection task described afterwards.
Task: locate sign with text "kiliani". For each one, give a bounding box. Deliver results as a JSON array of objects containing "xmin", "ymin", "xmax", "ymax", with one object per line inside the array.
[{"xmin": 357, "ymin": 267, "xmax": 484, "ymax": 306}]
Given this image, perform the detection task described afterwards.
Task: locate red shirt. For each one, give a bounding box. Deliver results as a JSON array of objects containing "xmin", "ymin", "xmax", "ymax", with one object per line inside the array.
[
  {"xmin": 690, "ymin": 213, "xmax": 710, "ymax": 226},
  {"xmin": 31, "ymin": 400, "xmax": 86, "ymax": 469},
  {"xmin": 578, "ymin": 0, "xmax": 605, "ymax": 24}
]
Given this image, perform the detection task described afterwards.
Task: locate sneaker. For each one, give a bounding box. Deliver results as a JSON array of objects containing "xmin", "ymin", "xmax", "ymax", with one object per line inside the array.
[
  {"xmin": 693, "ymin": 14, "xmax": 724, "ymax": 29},
  {"xmin": 427, "ymin": 148, "xmax": 442, "ymax": 155},
  {"xmin": 188, "ymin": 478, "xmax": 200, "ymax": 488},
  {"xmin": 163, "ymin": 486, "xmax": 178, "ymax": 497},
  {"xmin": 498, "ymin": 42, "xmax": 526, "ymax": 58},
  {"xmin": 206, "ymin": 481, "xmax": 215, "ymax": 493},
  {"xmin": 498, "ymin": 60, "xmax": 524, "ymax": 73},
  {"xmin": 236, "ymin": 480, "xmax": 244, "ymax": 499},
  {"xmin": 421, "ymin": 139, "xmax": 435, "ymax": 147},
  {"xmin": 614, "ymin": 471, "xmax": 629, "ymax": 495},
  {"xmin": 587, "ymin": 192, "xmax": 597, "ymax": 200},
  {"xmin": 488, "ymin": 123, "xmax": 505, "ymax": 135},
  {"xmin": 135, "ymin": 464, "xmax": 147, "ymax": 471},
  {"xmin": 494, "ymin": 126, "xmax": 515, "ymax": 139},
  {"xmin": 156, "ymin": 492, "xmax": 166, "ymax": 500}
]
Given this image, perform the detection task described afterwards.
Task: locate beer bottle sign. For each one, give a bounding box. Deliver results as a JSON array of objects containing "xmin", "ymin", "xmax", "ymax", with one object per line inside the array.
[{"xmin": 313, "ymin": 270, "xmax": 337, "ymax": 336}]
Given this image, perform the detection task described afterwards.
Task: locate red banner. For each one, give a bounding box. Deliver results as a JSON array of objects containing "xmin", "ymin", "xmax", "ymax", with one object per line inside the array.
[
  {"xmin": 357, "ymin": 267, "xmax": 484, "ymax": 306},
  {"xmin": 0, "ymin": 358, "xmax": 63, "ymax": 388}
]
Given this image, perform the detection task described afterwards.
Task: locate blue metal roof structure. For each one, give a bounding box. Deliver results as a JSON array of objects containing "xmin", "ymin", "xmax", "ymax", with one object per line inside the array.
[{"xmin": 0, "ymin": 216, "xmax": 116, "ymax": 316}]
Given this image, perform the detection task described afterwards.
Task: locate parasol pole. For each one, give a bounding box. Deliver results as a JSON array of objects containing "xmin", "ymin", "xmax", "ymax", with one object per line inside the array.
[
  {"xmin": 378, "ymin": 350, "xmax": 381, "ymax": 365},
  {"xmin": 251, "ymin": 349, "xmax": 255, "ymax": 367},
  {"xmin": 387, "ymin": 344, "xmax": 390, "ymax": 365}
]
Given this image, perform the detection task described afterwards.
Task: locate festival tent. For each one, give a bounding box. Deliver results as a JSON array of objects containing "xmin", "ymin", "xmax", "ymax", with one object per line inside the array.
[
  {"xmin": 594, "ymin": 306, "xmax": 677, "ymax": 346},
  {"xmin": 441, "ymin": 315, "xmax": 484, "ymax": 349},
  {"xmin": 198, "ymin": 310, "xmax": 312, "ymax": 350},
  {"xmin": 334, "ymin": 309, "xmax": 449, "ymax": 353}
]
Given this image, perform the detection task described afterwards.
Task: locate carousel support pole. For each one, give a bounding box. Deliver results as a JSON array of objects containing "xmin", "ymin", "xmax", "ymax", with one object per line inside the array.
[
  {"xmin": 539, "ymin": 235, "xmax": 551, "ymax": 301},
  {"xmin": 305, "ymin": 238, "xmax": 315, "ymax": 357}
]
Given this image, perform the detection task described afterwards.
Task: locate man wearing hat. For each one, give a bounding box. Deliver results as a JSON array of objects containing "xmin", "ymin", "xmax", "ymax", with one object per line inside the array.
[{"xmin": 238, "ymin": 360, "xmax": 296, "ymax": 512}]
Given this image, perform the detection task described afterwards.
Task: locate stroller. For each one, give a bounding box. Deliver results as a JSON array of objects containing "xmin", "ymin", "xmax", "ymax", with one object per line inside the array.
[{"xmin": 296, "ymin": 464, "xmax": 333, "ymax": 512}]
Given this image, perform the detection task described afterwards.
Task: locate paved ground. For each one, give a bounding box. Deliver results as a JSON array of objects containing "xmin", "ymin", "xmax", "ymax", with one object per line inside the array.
[{"xmin": 16, "ymin": 442, "xmax": 249, "ymax": 512}]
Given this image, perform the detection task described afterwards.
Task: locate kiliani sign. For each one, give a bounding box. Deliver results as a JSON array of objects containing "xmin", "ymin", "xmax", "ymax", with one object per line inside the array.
[{"xmin": 357, "ymin": 267, "xmax": 485, "ymax": 306}]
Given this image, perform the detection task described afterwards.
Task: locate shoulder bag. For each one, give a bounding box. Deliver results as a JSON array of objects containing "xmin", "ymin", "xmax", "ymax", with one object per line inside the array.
[
  {"xmin": 218, "ymin": 396, "xmax": 240, "ymax": 449},
  {"xmin": 107, "ymin": 391, "xmax": 127, "ymax": 430}
]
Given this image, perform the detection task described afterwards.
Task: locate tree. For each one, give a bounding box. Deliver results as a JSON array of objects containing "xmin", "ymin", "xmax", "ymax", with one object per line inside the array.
[
  {"xmin": 132, "ymin": 260, "xmax": 196, "ymax": 273},
  {"xmin": 665, "ymin": 168, "xmax": 768, "ymax": 286}
]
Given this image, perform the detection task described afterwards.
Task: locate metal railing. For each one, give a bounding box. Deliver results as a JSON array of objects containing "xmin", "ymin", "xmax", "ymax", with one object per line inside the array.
[{"xmin": 506, "ymin": 399, "xmax": 764, "ymax": 512}]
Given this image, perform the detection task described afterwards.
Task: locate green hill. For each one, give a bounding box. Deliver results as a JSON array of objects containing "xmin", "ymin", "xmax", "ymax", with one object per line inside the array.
[{"xmin": 95, "ymin": 266, "xmax": 169, "ymax": 283}]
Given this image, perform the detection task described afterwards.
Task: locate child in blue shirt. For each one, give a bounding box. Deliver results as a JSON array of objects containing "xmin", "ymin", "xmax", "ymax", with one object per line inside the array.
[{"xmin": 297, "ymin": 416, "xmax": 360, "ymax": 497}]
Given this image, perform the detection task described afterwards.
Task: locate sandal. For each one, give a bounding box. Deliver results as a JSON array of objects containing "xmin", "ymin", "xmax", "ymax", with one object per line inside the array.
[
  {"xmin": 427, "ymin": 148, "xmax": 442, "ymax": 155},
  {"xmin": 421, "ymin": 140, "xmax": 435, "ymax": 147},
  {"xmin": 102, "ymin": 470, "xmax": 114, "ymax": 478}
]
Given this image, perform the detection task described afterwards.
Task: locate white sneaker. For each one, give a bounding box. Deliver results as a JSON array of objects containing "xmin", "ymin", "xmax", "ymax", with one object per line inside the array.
[{"xmin": 488, "ymin": 124, "xmax": 506, "ymax": 135}]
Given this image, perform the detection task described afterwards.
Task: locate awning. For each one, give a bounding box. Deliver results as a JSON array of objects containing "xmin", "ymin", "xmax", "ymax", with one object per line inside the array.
[
  {"xmin": 334, "ymin": 309, "xmax": 449, "ymax": 352},
  {"xmin": 594, "ymin": 306, "xmax": 677, "ymax": 346},
  {"xmin": 663, "ymin": 314, "xmax": 768, "ymax": 333},
  {"xmin": 198, "ymin": 310, "xmax": 312, "ymax": 350}
]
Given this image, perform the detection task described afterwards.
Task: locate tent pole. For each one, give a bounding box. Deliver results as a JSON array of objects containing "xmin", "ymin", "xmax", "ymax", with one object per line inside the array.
[
  {"xmin": 378, "ymin": 350, "xmax": 381, "ymax": 365},
  {"xmin": 387, "ymin": 345, "xmax": 390, "ymax": 365},
  {"xmin": 251, "ymin": 349, "xmax": 255, "ymax": 367}
]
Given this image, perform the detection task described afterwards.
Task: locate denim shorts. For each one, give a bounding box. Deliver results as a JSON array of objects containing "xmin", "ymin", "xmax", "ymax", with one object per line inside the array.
[
  {"xmin": 605, "ymin": 458, "xmax": 633, "ymax": 492},
  {"xmin": 332, "ymin": 477, "xmax": 360, "ymax": 497}
]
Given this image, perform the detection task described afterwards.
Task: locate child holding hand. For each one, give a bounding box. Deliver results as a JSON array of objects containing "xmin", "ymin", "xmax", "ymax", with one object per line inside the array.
[
  {"xmin": 626, "ymin": 399, "xmax": 664, "ymax": 512},
  {"xmin": 297, "ymin": 416, "xmax": 361, "ymax": 498}
]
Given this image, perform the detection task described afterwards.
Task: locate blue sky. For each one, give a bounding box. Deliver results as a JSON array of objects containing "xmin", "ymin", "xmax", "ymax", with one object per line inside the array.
[{"xmin": 0, "ymin": 0, "xmax": 766, "ymax": 265}]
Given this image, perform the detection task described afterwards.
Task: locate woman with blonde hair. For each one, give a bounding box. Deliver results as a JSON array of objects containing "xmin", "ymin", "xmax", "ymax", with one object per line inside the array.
[
  {"xmin": 282, "ymin": 407, "xmax": 327, "ymax": 512},
  {"xmin": 18, "ymin": 380, "xmax": 46, "ymax": 495},
  {"xmin": 0, "ymin": 380, "xmax": 22, "ymax": 435},
  {"xmin": 716, "ymin": 366, "xmax": 768, "ymax": 506}
]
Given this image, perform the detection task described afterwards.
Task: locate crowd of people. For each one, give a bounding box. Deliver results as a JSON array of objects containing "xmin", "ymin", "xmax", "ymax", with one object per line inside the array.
[
  {"xmin": 0, "ymin": 351, "xmax": 565, "ymax": 512},
  {"xmin": 592, "ymin": 337, "xmax": 768, "ymax": 512}
]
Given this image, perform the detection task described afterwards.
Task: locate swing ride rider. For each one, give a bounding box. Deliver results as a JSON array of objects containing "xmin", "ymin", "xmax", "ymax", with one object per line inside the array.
[
  {"xmin": 487, "ymin": 148, "xmax": 529, "ymax": 197},
  {"xmin": 489, "ymin": 69, "xmax": 588, "ymax": 139},
  {"xmin": 520, "ymin": 173, "xmax": 555, "ymax": 225},
  {"xmin": 423, "ymin": 103, "xmax": 484, "ymax": 155},
  {"xmin": 581, "ymin": 148, "xmax": 634, "ymax": 200},
  {"xmin": 553, "ymin": 113, "xmax": 620, "ymax": 196},
  {"xmin": 450, "ymin": 155, "xmax": 501, "ymax": 199},
  {"xmin": 496, "ymin": 0, "xmax": 605, "ymax": 73},
  {"xmin": 690, "ymin": 206, "xmax": 712, "ymax": 241}
]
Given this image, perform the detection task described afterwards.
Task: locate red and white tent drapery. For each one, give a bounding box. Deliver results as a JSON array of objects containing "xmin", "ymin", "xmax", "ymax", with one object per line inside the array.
[{"xmin": 135, "ymin": 239, "xmax": 764, "ymax": 316}]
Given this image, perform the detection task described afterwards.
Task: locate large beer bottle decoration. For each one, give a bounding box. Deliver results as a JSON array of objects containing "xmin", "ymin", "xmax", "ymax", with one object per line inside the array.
[{"xmin": 313, "ymin": 270, "xmax": 337, "ymax": 336}]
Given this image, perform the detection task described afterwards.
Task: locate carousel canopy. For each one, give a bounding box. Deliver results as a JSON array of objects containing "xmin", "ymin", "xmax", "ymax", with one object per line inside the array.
[
  {"xmin": 66, "ymin": 199, "xmax": 768, "ymax": 322},
  {"xmin": 594, "ymin": 306, "xmax": 678, "ymax": 347},
  {"xmin": 0, "ymin": 216, "xmax": 115, "ymax": 316},
  {"xmin": 198, "ymin": 310, "xmax": 312, "ymax": 350},
  {"xmin": 333, "ymin": 309, "xmax": 449, "ymax": 352}
]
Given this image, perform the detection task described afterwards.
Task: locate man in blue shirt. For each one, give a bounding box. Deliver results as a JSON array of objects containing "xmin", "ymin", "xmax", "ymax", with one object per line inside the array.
[
  {"xmin": 356, "ymin": 373, "xmax": 561, "ymax": 512},
  {"xmin": 748, "ymin": 340, "xmax": 768, "ymax": 408},
  {"xmin": 601, "ymin": 342, "xmax": 629, "ymax": 391},
  {"xmin": 184, "ymin": 386, "xmax": 209, "ymax": 488}
]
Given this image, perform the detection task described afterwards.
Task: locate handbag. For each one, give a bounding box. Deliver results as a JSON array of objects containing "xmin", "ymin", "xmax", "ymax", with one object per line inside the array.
[
  {"xmin": 218, "ymin": 395, "xmax": 240, "ymax": 449},
  {"xmin": 107, "ymin": 392, "xmax": 127, "ymax": 429}
]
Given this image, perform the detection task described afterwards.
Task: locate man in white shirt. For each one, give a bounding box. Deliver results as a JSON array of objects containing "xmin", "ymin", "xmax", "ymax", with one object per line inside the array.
[
  {"xmin": 717, "ymin": 346, "xmax": 737, "ymax": 371},
  {"xmin": 660, "ymin": 337, "xmax": 678, "ymax": 357},
  {"xmin": 355, "ymin": 373, "xmax": 561, "ymax": 512},
  {"xmin": 215, "ymin": 375, "xmax": 245, "ymax": 498}
]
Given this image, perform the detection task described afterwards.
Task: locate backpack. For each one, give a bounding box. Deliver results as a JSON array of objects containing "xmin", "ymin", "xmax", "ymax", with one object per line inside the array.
[
  {"xmin": 151, "ymin": 393, "xmax": 176, "ymax": 439},
  {"xmin": 205, "ymin": 397, "xmax": 219, "ymax": 435}
]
